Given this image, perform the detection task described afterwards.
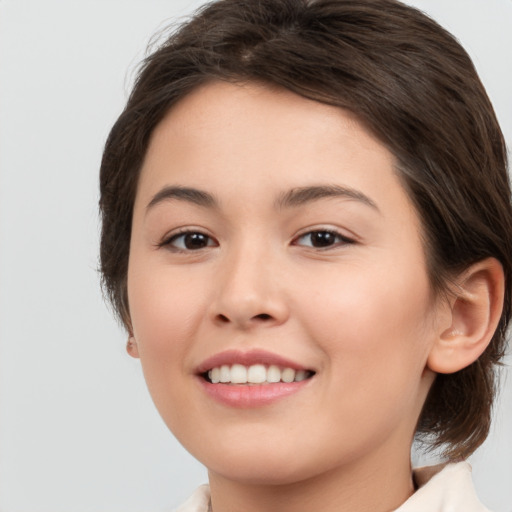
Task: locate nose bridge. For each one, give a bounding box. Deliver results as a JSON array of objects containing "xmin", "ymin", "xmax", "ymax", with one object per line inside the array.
[{"xmin": 211, "ymin": 236, "xmax": 288, "ymax": 328}]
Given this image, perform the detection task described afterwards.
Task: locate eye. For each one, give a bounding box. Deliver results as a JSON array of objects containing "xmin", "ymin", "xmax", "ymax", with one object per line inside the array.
[
  {"xmin": 161, "ymin": 231, "xmax": 217, "ymax": 251},
  {"xmin": 293, "ymin": 229, "xmax": 354, "ymax": 249}
]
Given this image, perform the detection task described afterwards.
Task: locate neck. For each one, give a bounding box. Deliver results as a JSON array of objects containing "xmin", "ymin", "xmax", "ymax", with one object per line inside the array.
[{"xmin": 208, "ymin": 446, "xmax": 415, "ymax": 512}]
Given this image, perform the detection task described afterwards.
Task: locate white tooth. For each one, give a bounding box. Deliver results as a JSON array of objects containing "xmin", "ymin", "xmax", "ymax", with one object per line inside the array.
[
  {"xmin": 295, "ymin": 370, "xmax": 307, "ymax": 382},
  {"xmin": 267, "ymin": 365, "xmax": 281, "ymax": 383},
  {"xmin": 219, "ymin": 365, "xmax": 230, "ymax": 383},
  {"xmin": 281, "ymin": 368, "xmax": 296, "ymax": 383},
  {"xmin": 211, "ymin": 367, "xmax": 220, "ymax": 384},
  {"xmin": 247, "ymin": 364, "xmax": 267, "ymax": 383},
  {"xmin": 208, "ymin": 370, "xmax": 212, "ymax": 381},
  {"xmin": 230, "ymin": 364, "xmax": 248, "ymax": 384}
]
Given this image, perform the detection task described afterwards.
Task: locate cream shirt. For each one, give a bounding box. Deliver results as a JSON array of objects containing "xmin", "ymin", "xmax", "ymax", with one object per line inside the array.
[{"xmin": 174, "ymin": 462, "xmax": 490, "ymax": 512}]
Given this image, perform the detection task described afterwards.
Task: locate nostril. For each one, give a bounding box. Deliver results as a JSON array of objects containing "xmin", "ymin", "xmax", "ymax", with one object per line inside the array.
[
  {"xmin": 217, "ymin": 314, "xmax": 230, "ymax": 323},
  {"xmin": 255, "ymin": 313, "xmax": 272, "ymax": 321},
  {"xmin": 213, "ymin": 312, "xmax": 278, "ymax": 326}
]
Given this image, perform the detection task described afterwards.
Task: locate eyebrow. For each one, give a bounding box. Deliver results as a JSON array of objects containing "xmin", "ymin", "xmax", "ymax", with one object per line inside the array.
[
  {"xmin": 146, "ymin": 183, "xmax": 379, "ymax": 213},
  {"xmin": 275, "ymin": 184, "xmax": 379, "ymax": 212},
  {"xmin": 146, "ymin": 185, "xmax": 218, "ymax": 211}
]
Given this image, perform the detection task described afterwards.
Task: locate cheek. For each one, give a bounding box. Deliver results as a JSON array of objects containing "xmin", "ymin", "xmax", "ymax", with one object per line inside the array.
[
  {"xmin": 296, "ymin": 259, "xmax": 434, "ymax": 397},
  {"xmin": 126, "ymin": 265, "xmax": 208, "ymax": 429},
  {"xmin": 127, "ymin": 262, "xmax": 209, "ymax": 361},
  {"xmin": 301, "ymin": 257, "xmax": 431, "ymax": 337}
]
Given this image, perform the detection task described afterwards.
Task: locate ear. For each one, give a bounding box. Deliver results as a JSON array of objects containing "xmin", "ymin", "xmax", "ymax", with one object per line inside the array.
[
  {"xmin": 427, "ymin": 258, "xmax": 504, "ymax": 374},
  {"xmin": 123, "ymin": 307, "xmax": 139, "ymax": 359},
  {"xmin": 126, "ymin": 335, "xmax": 140, "ymax": 359}
]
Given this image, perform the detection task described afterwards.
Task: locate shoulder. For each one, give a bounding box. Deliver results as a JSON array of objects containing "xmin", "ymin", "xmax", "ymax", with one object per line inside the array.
[{"xmin": 394, "ymin": 462, "xmax": 491, "ymax": 512}]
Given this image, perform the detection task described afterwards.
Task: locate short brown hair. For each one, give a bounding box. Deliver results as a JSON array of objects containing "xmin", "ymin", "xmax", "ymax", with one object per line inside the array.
[{"xmin": 99, "ymin": 0, "xmax": 512, "ymax": 459}]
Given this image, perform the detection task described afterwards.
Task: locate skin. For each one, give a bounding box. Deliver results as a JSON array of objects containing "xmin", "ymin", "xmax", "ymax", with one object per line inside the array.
[{"xmin": 127, "ymin": 81, "xmax": 454, "ymax": 512}]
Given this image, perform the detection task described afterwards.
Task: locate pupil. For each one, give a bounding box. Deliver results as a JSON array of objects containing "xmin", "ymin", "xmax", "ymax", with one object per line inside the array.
[
  {"xmin": 312, "ymin": 231, "xmax": 334, "ymax": 247},
  {"xmin": 185, "ymin": 233, "xmax": 208, "ymax": 249}
]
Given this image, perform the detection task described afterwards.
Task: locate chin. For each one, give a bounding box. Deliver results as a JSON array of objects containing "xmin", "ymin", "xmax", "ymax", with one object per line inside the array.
[
  {"xmin": 210, "ymin": 457, "xmax": 316, "ymax": 486},
  {"xmin": 188, "ymin": 438, "xmax": 328, "ymax": 486}
]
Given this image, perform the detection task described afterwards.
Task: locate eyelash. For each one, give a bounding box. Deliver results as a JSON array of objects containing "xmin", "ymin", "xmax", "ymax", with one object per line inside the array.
[
  {"xmin": 292, "ymin": 229, "xmax": 355, "ymax": 249},
  {"xmin": 159, "ymin": 228, "xmax": 355, "ymax": 252},
  {"xmin": 159, "ymin": 229, "xmax": 218, "ymax": 252}
]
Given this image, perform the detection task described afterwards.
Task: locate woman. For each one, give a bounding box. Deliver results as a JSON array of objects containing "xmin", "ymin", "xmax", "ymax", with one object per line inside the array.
[{"xmin": 99, "ymin": 0, "xmax": 512, "ymax": 510}]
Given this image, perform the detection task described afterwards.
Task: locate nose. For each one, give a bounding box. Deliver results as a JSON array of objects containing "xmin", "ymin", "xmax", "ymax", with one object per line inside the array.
[{"xmin": 209, "ymin": 245, "xmax": 289, "ymax": 330}]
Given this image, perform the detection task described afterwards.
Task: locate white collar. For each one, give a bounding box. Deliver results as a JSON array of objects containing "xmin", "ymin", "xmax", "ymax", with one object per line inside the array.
[
  {"xmin": 395, "ymin": 462, "xmax": 490, "ymax": 511},
  {"xmin": 174, "ymin": 462, "xmax": 490, "ymax": 512}
]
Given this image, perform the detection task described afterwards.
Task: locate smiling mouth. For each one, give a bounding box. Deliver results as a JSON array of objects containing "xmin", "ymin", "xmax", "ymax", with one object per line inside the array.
[{"xmin": 202, "ymin": 364, "xmax": 316, "ymax": 385}]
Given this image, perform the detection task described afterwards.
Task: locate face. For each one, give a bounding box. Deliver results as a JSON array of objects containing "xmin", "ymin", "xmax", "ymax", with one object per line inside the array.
[{"xmin": 127, "ymin": 81, "xmax": 443, "ymax": 485}]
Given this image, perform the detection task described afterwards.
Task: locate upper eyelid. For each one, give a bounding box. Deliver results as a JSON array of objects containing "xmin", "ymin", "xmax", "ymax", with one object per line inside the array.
[
  {"xmin": 293, "ymin": 226, "xmax": 357, "ymax": 242},
  {"xmin": 293, "ymin": 229, "xmax": 355, "ymax": 245},
  {"xmin": 157, "ymin": 226, "xmax": 357, "ymax": 248},
  {"xmin": 158, "ymin": 228, "xmax": 217, "ymax": 247}
]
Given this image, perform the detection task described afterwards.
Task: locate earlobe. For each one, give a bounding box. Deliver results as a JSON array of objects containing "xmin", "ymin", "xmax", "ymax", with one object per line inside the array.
[
  {"xmin": 427, "ymin": 258, "xmax": 504, "ymax": 374},
  {"xmin": 125, "ymin": 314, "xmax": 140, "ymax": 359},
  {"xmin": 127, "ymin": 335, "xmax": 140, "ymax": 359}
]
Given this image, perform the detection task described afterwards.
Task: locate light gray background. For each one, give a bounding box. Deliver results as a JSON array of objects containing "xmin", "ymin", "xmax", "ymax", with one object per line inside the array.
[{"xmin": 0, "ymin": 1, "xmax": 511, "ymax": 511}]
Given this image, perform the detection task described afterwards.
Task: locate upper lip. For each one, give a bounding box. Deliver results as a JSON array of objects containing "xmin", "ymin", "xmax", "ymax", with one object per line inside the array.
[{"xmin": 196, "ymin": 349, "xmax": 311, "ymax": 374}]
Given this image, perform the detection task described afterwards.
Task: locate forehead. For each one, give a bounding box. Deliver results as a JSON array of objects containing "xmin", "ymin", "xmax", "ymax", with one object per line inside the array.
[
  {"xmin": 149, "ymin": 80, "xmax": 381, "ymax": 153},
  {"xmin": 136, "ymin": 80, "xmax": 405, "ymax": 209}
]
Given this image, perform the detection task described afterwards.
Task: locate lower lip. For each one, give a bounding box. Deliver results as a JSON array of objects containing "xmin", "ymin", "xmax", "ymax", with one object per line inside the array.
[{"xmin": 198, "ymin": 378, "xmax": 311, "ymax": 408}]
